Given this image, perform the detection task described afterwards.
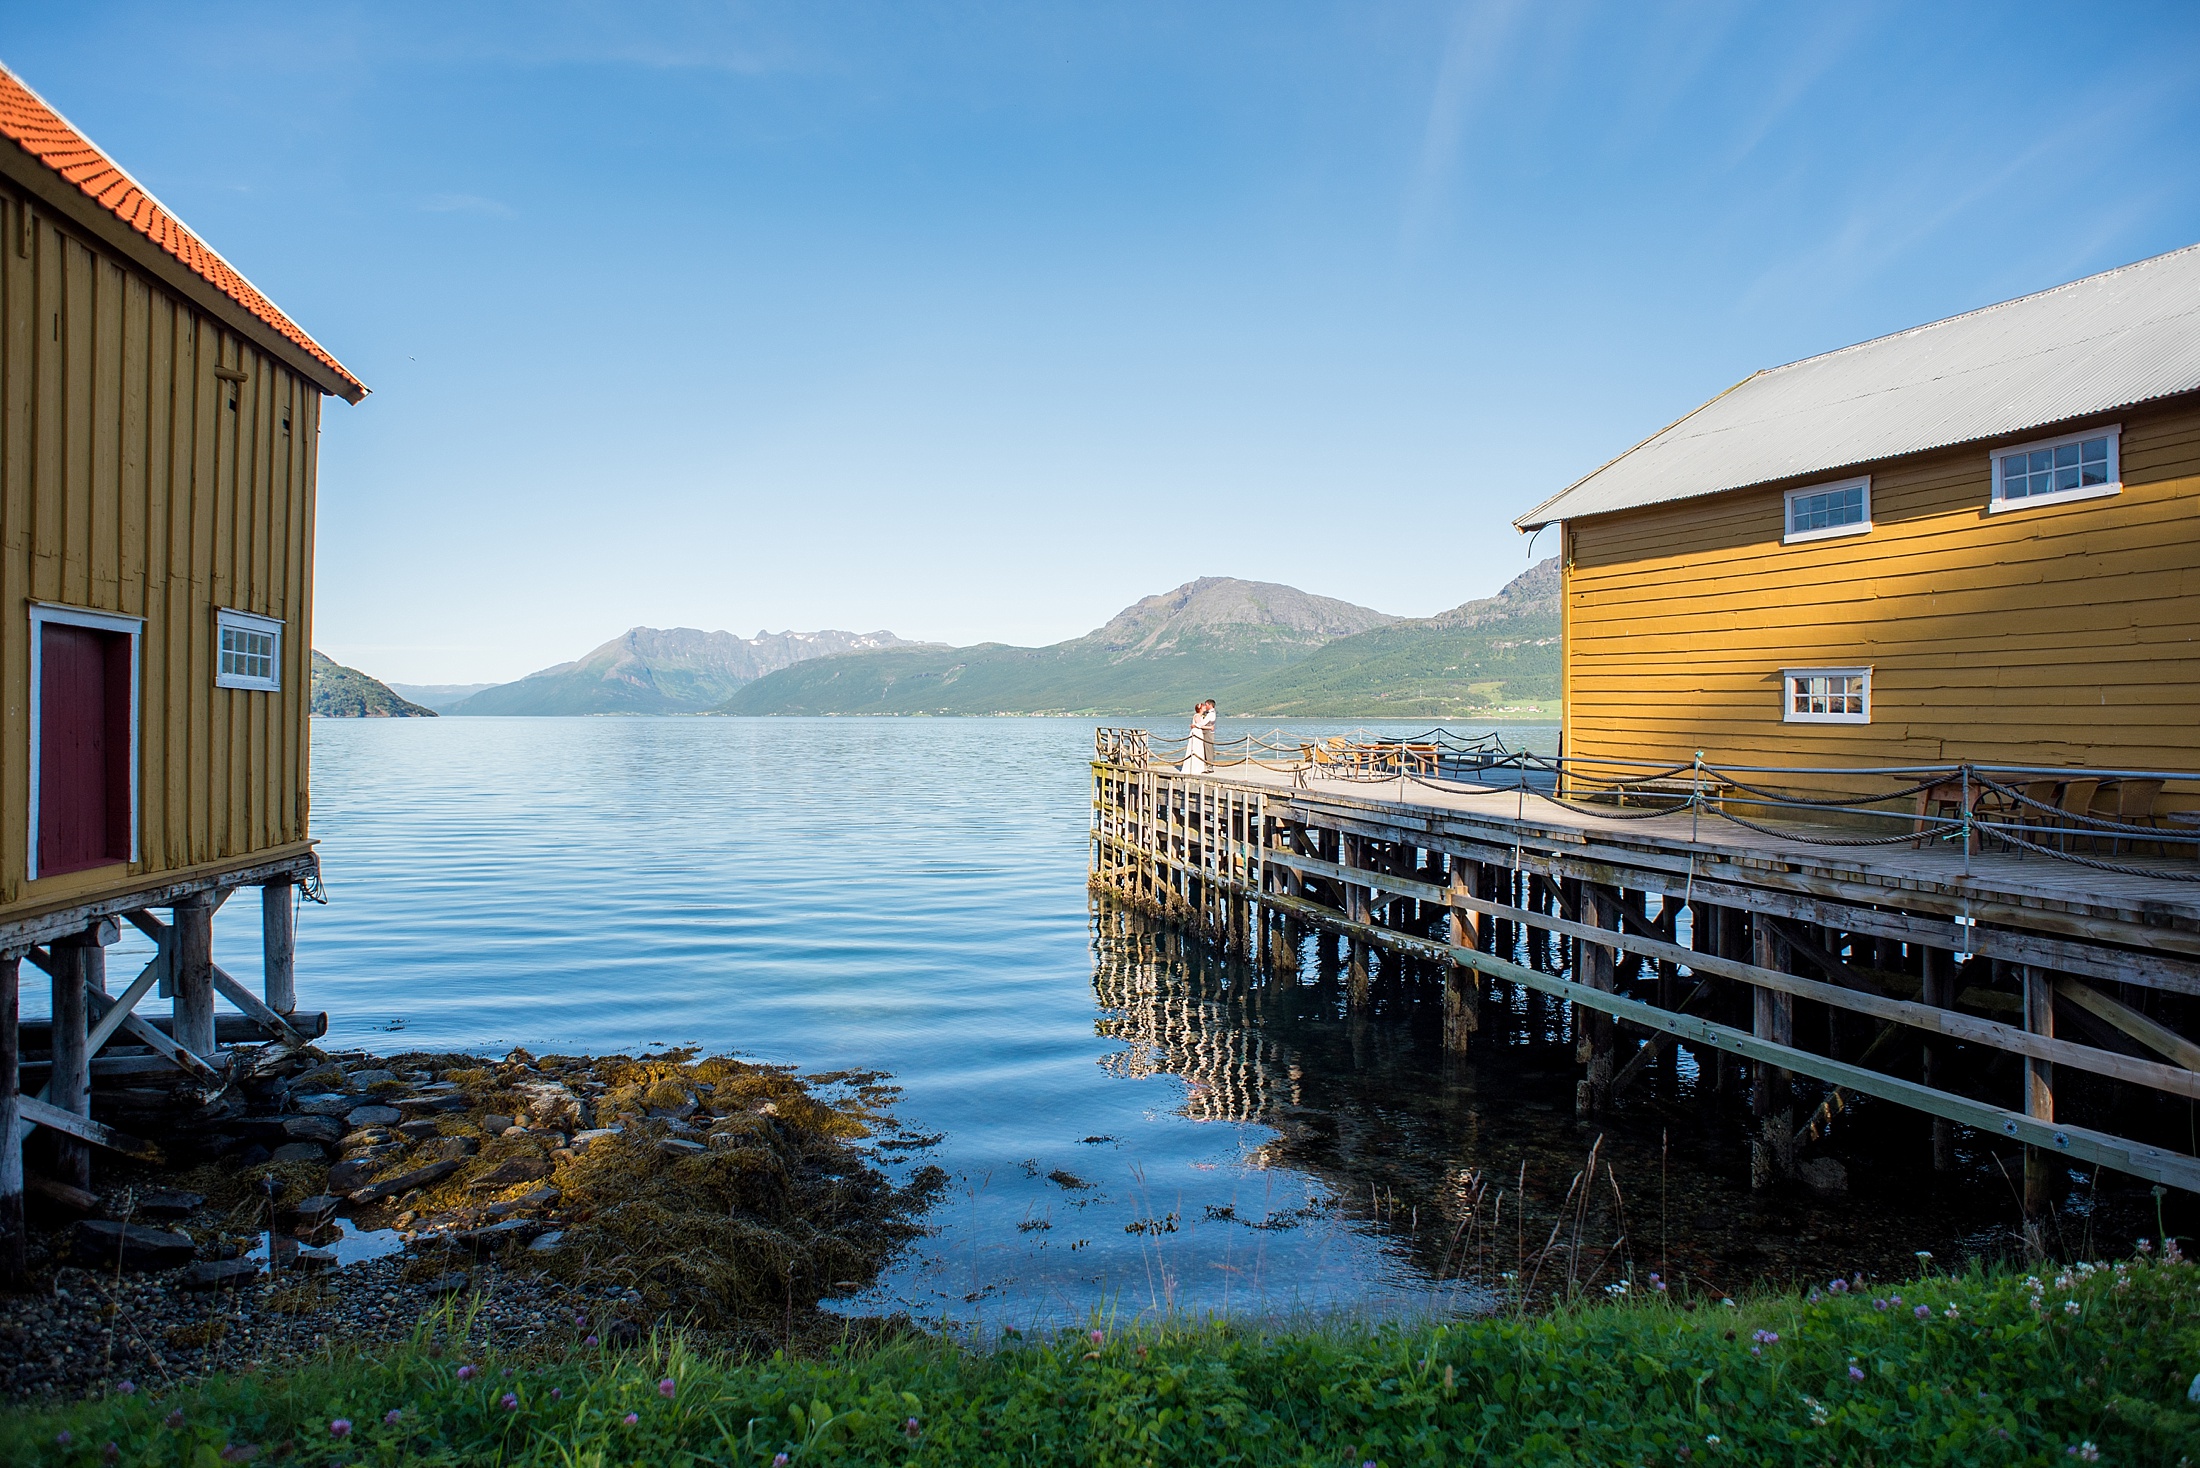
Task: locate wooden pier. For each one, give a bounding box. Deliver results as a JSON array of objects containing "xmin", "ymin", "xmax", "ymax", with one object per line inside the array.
[{"xmin": 1089, "ymin": 730, "xmax": 2200, "ymax": 1219}]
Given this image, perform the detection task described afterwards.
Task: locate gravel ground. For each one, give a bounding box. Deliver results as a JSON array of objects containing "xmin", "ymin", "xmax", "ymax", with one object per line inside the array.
[{"xmin": 0, "ymin": 1251, "xmax": 617, "ymax": 1401}]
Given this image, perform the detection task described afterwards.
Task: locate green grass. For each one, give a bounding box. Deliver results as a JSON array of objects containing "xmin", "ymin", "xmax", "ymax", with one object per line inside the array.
[{"xmin": 8, "ymin": 1258, "xmax": 2199, "ymax": 1465}]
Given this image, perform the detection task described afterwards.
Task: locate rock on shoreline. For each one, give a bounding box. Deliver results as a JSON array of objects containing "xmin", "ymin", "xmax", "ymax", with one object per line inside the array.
[{"xmin": 1, "ymin": 1046, "xmax": 943, "ymax": 1400}]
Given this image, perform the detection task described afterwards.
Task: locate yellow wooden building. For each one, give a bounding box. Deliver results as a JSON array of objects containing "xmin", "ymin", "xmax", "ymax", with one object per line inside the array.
[
  {"xmin": 1516, "ymin": 245, "xmax": 2200, "ymax": 788},
  {"xmin": 0, "ymin": 61, "xmax": 364, "ymax": 1272}
]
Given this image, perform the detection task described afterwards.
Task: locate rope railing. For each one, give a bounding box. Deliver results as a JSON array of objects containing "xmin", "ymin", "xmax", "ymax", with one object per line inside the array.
[{"xmin": 1092, "ymin": 726, "xmax": 2200, "ymax": 882}]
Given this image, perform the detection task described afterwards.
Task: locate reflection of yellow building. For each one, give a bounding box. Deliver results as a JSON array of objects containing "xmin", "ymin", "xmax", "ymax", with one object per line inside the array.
[{"xmin": 1517, "ymin": 246, "xmax": 2200, "ymax": 778}]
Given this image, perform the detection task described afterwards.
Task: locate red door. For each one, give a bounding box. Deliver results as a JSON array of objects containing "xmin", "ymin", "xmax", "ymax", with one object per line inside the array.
[{"xmin": 38, "ymin": 622, "xmax": 133, "ymax": 877}]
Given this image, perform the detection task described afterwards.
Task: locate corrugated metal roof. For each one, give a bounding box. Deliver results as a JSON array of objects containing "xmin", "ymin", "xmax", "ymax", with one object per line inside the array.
[{"xmin": 1515, "ymin": 243, "xmax": 2200, "ymax": 530}]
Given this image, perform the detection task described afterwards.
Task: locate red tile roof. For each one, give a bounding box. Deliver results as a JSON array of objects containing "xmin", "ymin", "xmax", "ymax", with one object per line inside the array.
[{"xmin": 0, "ymin": 62, "xmax": 364, "ymax": 399}]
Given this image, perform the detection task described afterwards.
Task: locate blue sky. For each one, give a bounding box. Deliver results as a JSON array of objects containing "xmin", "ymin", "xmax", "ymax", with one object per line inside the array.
[{"xmin": 8, "ymin": 2, "xmax": 2200, "ymax": 682}]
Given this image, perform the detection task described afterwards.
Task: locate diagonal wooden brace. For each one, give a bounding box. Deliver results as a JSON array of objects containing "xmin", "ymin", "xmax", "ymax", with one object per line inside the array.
[
  {"xmin": 210, "ymin": 965, "xmax": 307, "ymax": 1048},
  {"xmin": 122, "ymin": 909, "xmax": 306, "ymax": 1047},
  {"xmin": 15, "ymin": 1096, "xmax": 164, "ymax": 1164},
  {"xmin": 84, "ymin": 949, "xmax": 168, "ymax": 1059},
  {"xmin": 83, "ymin": 986, "xmax": 221, "ymax": 1082}
]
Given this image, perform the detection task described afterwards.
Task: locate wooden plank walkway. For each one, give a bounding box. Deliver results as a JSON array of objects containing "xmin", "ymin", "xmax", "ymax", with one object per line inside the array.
[
  {"xmin": 1090, "ymin": 740, "xmax": 2200, "ymax": 1203},
  {"xmin": 1194, "ymin": 762, "xmax": 2200, "ymax": 958}
]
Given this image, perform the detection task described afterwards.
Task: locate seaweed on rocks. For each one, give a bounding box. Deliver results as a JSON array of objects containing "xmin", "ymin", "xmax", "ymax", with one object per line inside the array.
[{"xmin": 1, "ymin": 1044, "xmax": 943, "ymax": 1398}]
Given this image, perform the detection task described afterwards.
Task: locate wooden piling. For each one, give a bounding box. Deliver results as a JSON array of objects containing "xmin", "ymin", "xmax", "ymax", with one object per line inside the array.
[
  {"xmin": 48, "ymin": 930, "xmax": 97, "ymax": 1191},
  {"xmin": 0, "ymin": 954, "xmax": 20, "ymax": 1289},
  {"xmin": 1921, "ymin": 946, "xmax": 1955, "ymax": 1171},
  {"xmin": 172, "ymin": 896, "xmax": 216, "ymax": 1059},
  {"xmin": 1751, "ymin": 918, "xmax": 1795, "ymax": 1188},
  {"xmin": 1444, "ymin": 857, "xmax": 1481, "ymax": 1049},
  {"xmin": 2022, "ymin": 964, "xmax": 2057, "ymax": 1233},
  {"xmin": 1577, "ymin": 884, "xmax": 1617, "ymax": 1116}
]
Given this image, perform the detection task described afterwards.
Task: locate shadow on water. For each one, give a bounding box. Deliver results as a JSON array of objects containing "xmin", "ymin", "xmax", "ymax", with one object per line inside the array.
[{"xmin": 1087, "ymin": 898, "xmax": 2187, "ymax": 1309}]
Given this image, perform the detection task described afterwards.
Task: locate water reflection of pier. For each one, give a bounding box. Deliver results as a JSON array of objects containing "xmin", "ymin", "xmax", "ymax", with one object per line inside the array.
[{"xmin": 1085, "ymin": 894, "xmax": 2180, "ymax": 1296}]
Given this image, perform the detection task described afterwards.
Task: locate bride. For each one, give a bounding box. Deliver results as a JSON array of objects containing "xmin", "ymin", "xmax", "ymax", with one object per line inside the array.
[{"xmin": 1183, "ymin": 700, "xmax": 1216, "ymax": 773}]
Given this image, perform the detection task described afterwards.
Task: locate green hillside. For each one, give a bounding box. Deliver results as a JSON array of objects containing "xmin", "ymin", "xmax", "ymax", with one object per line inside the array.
[
  {"xmin": 723, "ymin": 562, "xmax": 1559, "ymax": 718},
  {"xmin": 1227, "ymin": 558, "xmax": 1558, "ymax": 718},
  {"xmin": 309, "ymin": 651, "xmax": 436, "ymax": 718}
]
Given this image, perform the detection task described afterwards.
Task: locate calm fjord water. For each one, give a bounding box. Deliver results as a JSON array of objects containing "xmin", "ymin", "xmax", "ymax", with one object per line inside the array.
[{"xmin": 158, "ymin": 716, "xmax": 2049, "ymax": 1328}]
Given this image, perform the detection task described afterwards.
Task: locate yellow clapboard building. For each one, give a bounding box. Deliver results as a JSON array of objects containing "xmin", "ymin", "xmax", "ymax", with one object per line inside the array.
[{"xmin": 1517, "ymin": 246, "xmax": 2200, "ymax": 789}]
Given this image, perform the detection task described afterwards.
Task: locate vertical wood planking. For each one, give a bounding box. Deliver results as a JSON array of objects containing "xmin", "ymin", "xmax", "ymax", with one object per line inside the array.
[{"xmin": 1, "ymin": 206, "xmax": 322, "ymax": 914}]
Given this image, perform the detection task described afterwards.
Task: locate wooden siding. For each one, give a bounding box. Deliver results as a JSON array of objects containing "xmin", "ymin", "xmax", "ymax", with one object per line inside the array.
[
  {"xmin": 1561, "ymin": 395, "xmax": 2200, "ymax": 782},
  {"xmin": 0, "ymin": 190, "xmax": 318, "ymax": 919}
]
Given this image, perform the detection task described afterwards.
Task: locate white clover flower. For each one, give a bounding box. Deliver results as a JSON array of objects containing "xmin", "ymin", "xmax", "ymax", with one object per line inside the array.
[{"xmin": 2064, "ymin": 1301, "xmax": 2081, "ymax": 1316}]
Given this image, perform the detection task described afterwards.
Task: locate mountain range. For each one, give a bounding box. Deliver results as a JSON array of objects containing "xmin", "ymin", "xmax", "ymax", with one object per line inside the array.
[
  {"xmin": 722, "ymin": 560, "xmax": 1558, "ymax": 717},
  {"xmin": 444, "ymin": 626, "xmax": 923, "ymax": 716},
  {"xmin": 353, "ymin": 560, "xmax": 1559, "ymax": 720}
]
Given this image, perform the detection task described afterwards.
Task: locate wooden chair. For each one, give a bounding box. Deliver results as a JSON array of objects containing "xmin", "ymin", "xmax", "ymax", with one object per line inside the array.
[
  {"xmin": 2053, "ymin": 777, "xmax": 2101, "ymax": 852},
  {"xmin": 2006, "ymin": 778, "xmax": 2062, "ymax": 855},
  {"xmin": 2088, "ymin": 777, "xmax": 2164, "ymax": 856},
  {"xmin": 1912, "ymin": 778, "xmax": 1972, "ymax": 847}
]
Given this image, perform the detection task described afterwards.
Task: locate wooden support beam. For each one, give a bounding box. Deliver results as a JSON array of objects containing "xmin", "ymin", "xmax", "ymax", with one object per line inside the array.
[
  {"xmin": 1266, "ymin": 849, "xmax": 2200, "ymax": 1104},
  {"xmin": 83, "ymin": 987, "xmax": 222, "ymax": 1083},
  {"xmin": 1266, "ymin": 811, "xmax": 2200, "ymax": 991},
  {"xmin": 47, "ymin": 930, "xmax": 98, "ymax": 1191},
  {"xmin": 0, "ymin": 850, "xmax": 313, "ymax": 953},
  {"xmin": 1579, "ymin": 885, "xmax": 1617, "ymax": 1116},
  {"xmin": 2056, "ymin": 978, "xmax": 2200, "ymax": 1071},
  {"xmin": 123, "ymin": 907, "xmax": 309, "ymax": 1048},
  {"xmin": 1921, "ymin": 946, "xmax": 1955, "ymax": 1172},
  {"xmin": 1760, "ymin": 917, "xmax": 1889, "ymax": 998},
  {"xmin": 1, "ymin": 955, "xmax": 21, "ymax": 1288},
  {"xmin": 14, "ymin": 1096, "xmax": 164, "ymax": 1165},
  {"xmin": 2024, "ymin": 965, "xmax": 2057, "ymax": 1226},
  {"xmin": 1610, "ymin": 976, "xmax": 1715, "ymax": 1098},
  {"xmin": 170, "ymin": 897, "xmax": 215, "ymax": 1059},
  {"xmin": 1259, "ymin": 888, "xmax": 2200, "ymax": 1195},
  {"xmin": 262, "ymin": 881, "xmax": 296, "ymax": 1015},
  {"xmin": 1751, "ymin": 919, "xmax": 1795, "ymax": 1188},
  {"xmin": 83, "ymin": 949, "xmax": 167, "ymax": 1059},
  {"xmin": 1443, "ymin": 857, "xmax": 1479, "ymax": 1050}
]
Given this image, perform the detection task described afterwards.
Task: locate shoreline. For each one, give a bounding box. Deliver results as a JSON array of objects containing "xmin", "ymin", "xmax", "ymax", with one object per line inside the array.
[{"xmin": 1, "ymin": 1045, "xmax": 940, "ymax": 1402}]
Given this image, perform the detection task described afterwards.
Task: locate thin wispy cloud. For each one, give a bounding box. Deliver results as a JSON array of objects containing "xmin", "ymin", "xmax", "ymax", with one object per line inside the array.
[{"xmin": 1402, "ymin": 0, "xmax": 1529, "ymax": 255}]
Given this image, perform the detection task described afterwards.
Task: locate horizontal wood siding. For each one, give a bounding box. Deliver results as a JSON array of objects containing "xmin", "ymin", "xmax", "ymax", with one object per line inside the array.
[
  {"xmin": 1563, "ymin": 397, "xmax": 2200, "ymax": 782},
  {"xmin": 0, "ymin": 192, "xmax": 317, "ymax": 918}
]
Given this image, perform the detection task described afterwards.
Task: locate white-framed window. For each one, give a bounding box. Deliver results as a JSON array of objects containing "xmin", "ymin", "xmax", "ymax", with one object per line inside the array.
[
  {"xmin": 27, "ymin": 602, "xmax": 142, "ymax": 880},
  {"xmin": 216, "ymin": 608, "xmax": 284, "ymax": 691},
  {"xmin": 1783, "ymin": 666, "xmax": 1870, "ymax": 724},
  {"xmin": 1783, "ymin": 475, "xmax": 1871, "ymax": 544},
  {"xmin": 1990, "ymin": 425, "xmax": 2119, "ymax": 513}
]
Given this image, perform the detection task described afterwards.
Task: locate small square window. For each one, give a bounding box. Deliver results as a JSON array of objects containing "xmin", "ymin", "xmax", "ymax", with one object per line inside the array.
[
  {"xmin": 1783, "ymin": 477, "xmax": 1871, "ymax": 544},
  {"xmin": 1782, "ymin": 667, "xmax": 1870, "ymax": 724},
  {"xmin": 215, "ymin": 609, "xmax": 283, "ymax": 692},
  {"xmin": 1991, "ymin": 427, "xmax": 2119, "ymax": 511}
]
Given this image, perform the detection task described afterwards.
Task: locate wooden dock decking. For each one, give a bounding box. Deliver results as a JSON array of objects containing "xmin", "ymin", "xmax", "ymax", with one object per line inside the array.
[
  {"xmin": 1088, "ymin": 735, "xmax": 2200, "ymax": 1214},
  {"xmin": 1216, "ymin": 763, "xmax": 2200, "ymax": 963}
]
